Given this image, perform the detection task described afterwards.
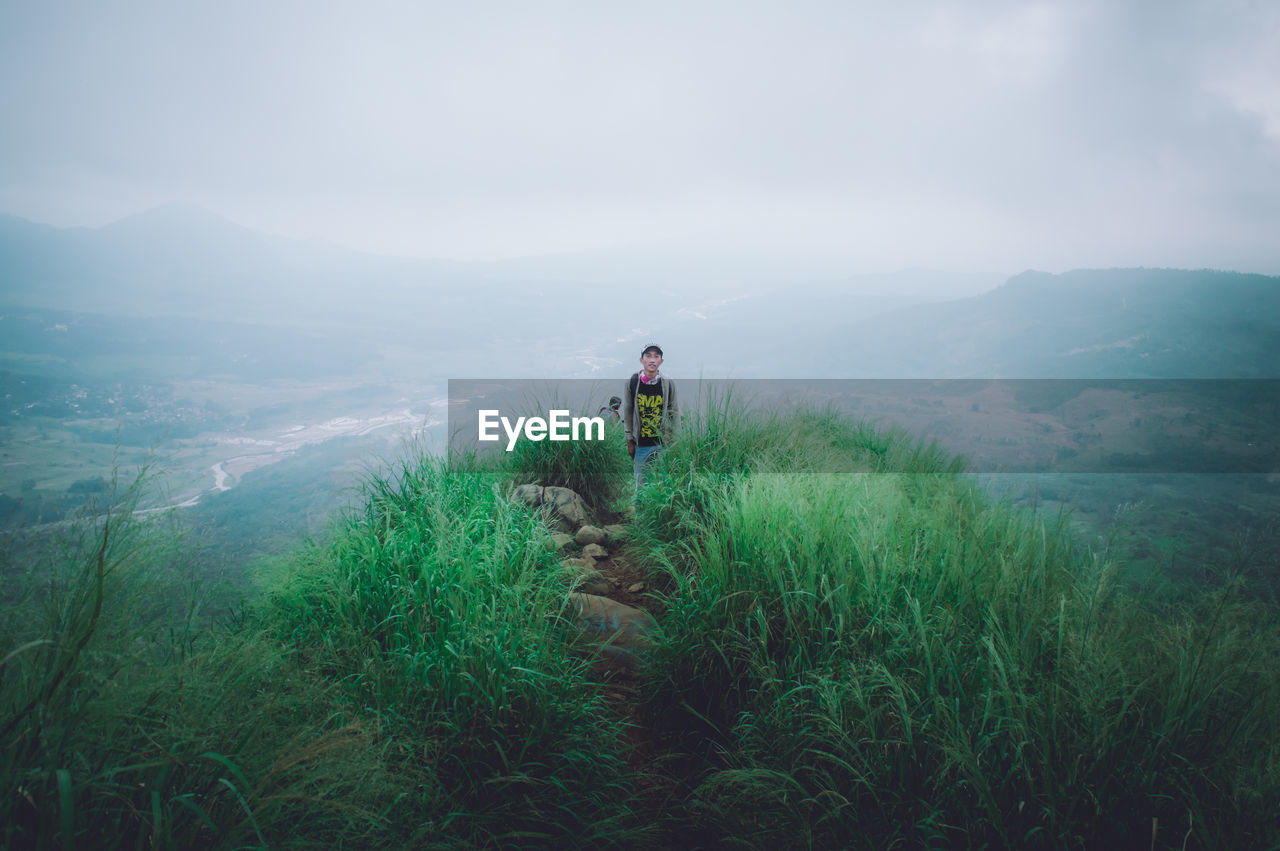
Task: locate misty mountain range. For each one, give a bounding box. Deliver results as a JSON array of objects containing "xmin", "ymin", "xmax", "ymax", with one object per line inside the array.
[
  {"xmin": 2, "ymin": 205, "xmax": 1278, "ymax": 379},
  {"xmin": 806, "ymin": 268, "xmax": 1280, "ymax": 378}
]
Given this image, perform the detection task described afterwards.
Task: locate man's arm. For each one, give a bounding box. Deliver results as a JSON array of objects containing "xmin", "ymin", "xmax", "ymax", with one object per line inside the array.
[{"xmin": 669, "ymin": 379, "xmax": 679, "ymax": 433}]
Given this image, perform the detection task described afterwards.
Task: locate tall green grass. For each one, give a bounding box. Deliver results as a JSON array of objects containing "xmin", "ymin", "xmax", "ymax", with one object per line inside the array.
[
  {"xmin": 633, "ymin": 401, "xmax": 1280, "ymax": 848},
  {"xmin": 259, "ymin": 450, "xmax": 641, "ymax": 846},
  {"xmin": 633, "ymin": 396, "xmax": 963, "ymax": 540},
  {"xmin": 505, "ymin": 408, "xmax": 632, "ymax": 510},
  {"xmin": 1, "ymin": 471, "xmax": 383, "ymax": 848},
  {"xmin": 2, "ymin": 454, "xmax": 645, "ymax": 848}
]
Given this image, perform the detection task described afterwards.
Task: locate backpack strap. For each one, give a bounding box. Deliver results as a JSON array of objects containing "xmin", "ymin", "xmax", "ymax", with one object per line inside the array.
[{"xmin": 629, "ymin": 372, "xmax": 639, "ymax": 399}]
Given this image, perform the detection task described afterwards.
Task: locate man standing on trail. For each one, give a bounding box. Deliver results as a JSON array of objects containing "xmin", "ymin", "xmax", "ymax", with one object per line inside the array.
[{"xmin": 624, "ymin": 344, "xmax": 679, "ymax": 495}]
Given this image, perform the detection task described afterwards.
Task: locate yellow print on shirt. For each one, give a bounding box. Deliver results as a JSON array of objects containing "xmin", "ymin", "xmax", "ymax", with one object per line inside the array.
[{"xmin": 637, "ymin": 391, "xmax": 663, "ymax": 440}]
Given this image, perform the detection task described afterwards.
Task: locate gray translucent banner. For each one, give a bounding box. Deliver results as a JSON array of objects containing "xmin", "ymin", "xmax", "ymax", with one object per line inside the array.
[{"xmin": 447, "ymin": 379, "xmax": 1280, "ymax": 474}]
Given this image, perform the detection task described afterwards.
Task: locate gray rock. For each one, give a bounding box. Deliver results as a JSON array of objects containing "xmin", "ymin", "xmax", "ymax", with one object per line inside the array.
[
  {"xmin": 602, "ymin": 524, "xmax": 629, "ymax": 544},
  {"xmin": 512, "ymin": 484, "xmax": 544, "ymax": 507},
  {"xmin": 543, "ymin": 486, "xmax": 590, "ymax": 528},
  {"xmin": 576, "ymin": 573, "xmax": 615, "ymax": 596},
  {"xmin": 512, "ymin": 484, "xmax": 589, "ymax": 532},
  {"xmin": 550, "ymin": 532, "xmax": 575, "ymax": 553},
  {"xmin": 582, "ymin": 543, "xmax": 608, "ymax": 560},
  {"xmin": 567, "ymin": 593, "xmax": 658, "ymax": 667},
  {"xmin": 628, "ymin": 582, "xmax": 645, "ymax": 593},
  {"xmin": 574, "ymin": 524, "xmax": 606, "ymax": 546},
  {"xmin": 562, "ymin": 556, "xmax": 596, "ymax": 571}
]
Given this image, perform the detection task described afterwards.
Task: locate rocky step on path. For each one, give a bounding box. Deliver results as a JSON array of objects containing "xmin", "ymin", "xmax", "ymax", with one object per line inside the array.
[{"xmin": 512, "ymin": 483, "xmax": 660, "ymax": 670}]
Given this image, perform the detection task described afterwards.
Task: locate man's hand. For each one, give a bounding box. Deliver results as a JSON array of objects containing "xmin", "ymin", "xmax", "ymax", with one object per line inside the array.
[{"xmin": 627, "ymin": 439, "xmax": 636, "ymax": 459}]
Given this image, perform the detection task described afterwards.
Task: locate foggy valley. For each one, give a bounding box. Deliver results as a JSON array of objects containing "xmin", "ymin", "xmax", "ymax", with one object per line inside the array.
[{"xmin": 2, "ymin": 206, "xmax": 1277, "ymax": 593}]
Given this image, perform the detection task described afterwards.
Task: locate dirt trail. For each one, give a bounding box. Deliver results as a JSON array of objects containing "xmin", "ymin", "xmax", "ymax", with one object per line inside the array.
[
  {"xmin": 579, "ymin": 511, "xmax": 694, "ymax": 834},
  {"xmin": 583, "ymin": 510, "xmax": 662, "ymax": 751}
]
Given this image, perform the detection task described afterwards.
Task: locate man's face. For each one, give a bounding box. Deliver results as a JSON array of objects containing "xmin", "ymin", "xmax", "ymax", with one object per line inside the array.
[{"xmin": 641, "ymin": 350, "xmax": 663, "ymax": 375}]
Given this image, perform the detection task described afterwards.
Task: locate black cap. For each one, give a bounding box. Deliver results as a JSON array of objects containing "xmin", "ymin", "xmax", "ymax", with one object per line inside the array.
[{"xmin": 641, "ymin": 344, "xmax": 663, "ymax": 356}]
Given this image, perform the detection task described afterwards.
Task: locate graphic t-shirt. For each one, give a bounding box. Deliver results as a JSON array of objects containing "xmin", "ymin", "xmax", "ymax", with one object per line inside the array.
[{"xmin": 636, "ymin": 380, "xmax": 664, "ymax": 447}]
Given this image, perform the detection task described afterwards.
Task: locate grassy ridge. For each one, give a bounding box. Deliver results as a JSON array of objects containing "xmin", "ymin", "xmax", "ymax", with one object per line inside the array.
[
  {"xmin": 264, "ymin": 454, "xmax": 636, "ymax": 845},
  {"xmin": 2, "ymin": 403, "xmax": 1277, "ymax": 848},
  {"xmin": 633, "ymin": 404, "xmax": 1279, "ymax": 847},
  {"xmin": 1, "ymin": 455, "xmax": 638, "ymax": 848}
]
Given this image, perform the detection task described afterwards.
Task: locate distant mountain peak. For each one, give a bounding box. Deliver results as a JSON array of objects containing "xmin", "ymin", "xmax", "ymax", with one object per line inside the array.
[{"xmin": 98, "ymin": 202, "xmax": 253, "ymax": 236}]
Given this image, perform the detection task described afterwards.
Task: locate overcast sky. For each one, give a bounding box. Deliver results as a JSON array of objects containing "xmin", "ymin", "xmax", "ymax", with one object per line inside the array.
[{"xmin": 2, "ymin": 0, "xmax": 1278, "ymax": 276}]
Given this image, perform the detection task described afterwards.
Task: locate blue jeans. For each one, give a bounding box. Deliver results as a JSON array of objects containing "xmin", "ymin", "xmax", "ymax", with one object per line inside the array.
[{"xmin": 633, "ymin": 443, "xmax": 662, "ymax": 493}]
